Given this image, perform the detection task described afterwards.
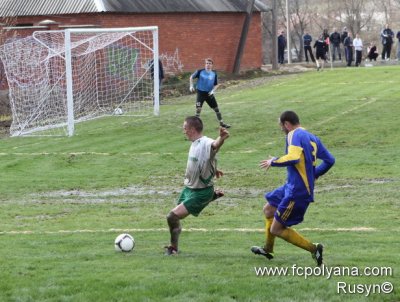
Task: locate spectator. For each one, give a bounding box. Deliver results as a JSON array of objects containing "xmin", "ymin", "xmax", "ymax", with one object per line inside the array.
[
  {"xmin": 341, "ymin": 27, "xmax": 349, "ymax": 59},
  {"xmin": 330, "ymin": 28, "xmax": 341, "ymax": 61},
  {"xmin": 343, "ymin": 32, "xmax": 353, "ymax": 67},
  {"xmin": 396, "ymin": 30, "xmax": 400, "ymax": 60},
  {"xmin": 150, "ymin": 58, "xmax": 165, "ymax": 87},
  {"xmin": 322, "ymin": 29, "xmax": 330, "ymax": 60},
  {"xmin": 303, "ymin": 32, "xmax": 315, "ymax": 63},
  {"xmin": 353, "ymin": 34, "xmax": 363, "ymax": 67},
  {"xmin": 340, "ymin": 27, "xmax": 348, "ymax": 43},
  {"xmin": 381, "ymin": 24, "xmax": 394, "ymax": 60},
  {"xmin": 278, "ymin": 31, "xmax": 287, "ymax": 64},
  {"xmin": 150, "ymin": 58, "xmax": 165, "ymax": 103},
  {"xmin": 367, "ymin": 43, "xmax": 379, "ymax": 61}
]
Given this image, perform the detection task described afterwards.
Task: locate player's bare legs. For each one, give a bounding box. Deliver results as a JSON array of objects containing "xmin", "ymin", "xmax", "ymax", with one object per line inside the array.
[{"xmin": 165, "ymin": 203, "xmax": 189, "ymax": 255}]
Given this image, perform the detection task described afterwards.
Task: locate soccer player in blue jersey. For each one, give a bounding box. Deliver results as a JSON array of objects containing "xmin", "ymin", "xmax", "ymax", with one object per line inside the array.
[
  {"xmin": 251, "ymin": 111, "xmax": 335, "ymax": 266},
  {"xmin": 189, "ymin": 58, "xmax": 230, "ymax": 128}
]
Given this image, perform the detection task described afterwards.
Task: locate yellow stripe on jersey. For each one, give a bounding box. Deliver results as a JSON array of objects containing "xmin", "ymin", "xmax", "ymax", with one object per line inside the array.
[
  {"xmin": 281, "ymin": 201, "xmax": 295, "ymax": 222},
  {"xmin": 273, "ymin": 145, "xmax": 303, "ymax": 164},
  {"xmin": 295, "ymin": 152, "xmax": 311, "ymax": 195}
]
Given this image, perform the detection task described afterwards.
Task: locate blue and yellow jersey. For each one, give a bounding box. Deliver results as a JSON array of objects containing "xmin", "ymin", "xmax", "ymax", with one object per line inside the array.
[
  {"xmin": 191, "ymin": 69, "xmax": 218, "ymax": 93},
  {"xmin": 271, "ymin": 127, "xmax": 335, "ymax": 202}
]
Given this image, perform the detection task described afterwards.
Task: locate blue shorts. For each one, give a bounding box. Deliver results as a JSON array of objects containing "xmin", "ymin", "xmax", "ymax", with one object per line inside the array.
[{"xmin": 265, "ymin": 185, "xmax": 310, "ymax": 227}]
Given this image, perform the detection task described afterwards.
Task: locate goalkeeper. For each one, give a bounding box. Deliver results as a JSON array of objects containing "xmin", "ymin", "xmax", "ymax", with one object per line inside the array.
[{"xmin": 189, "ymin": 58, "xmax": 230, "ymax": 128}]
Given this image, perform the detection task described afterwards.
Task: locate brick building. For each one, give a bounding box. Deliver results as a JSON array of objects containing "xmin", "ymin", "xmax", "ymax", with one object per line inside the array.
[{"xmin": 0, "ymin": 0, "xmax": 269, "ymax": 73}]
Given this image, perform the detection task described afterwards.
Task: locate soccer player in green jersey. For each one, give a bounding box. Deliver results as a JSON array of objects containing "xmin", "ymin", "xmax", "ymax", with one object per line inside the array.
[
  {"xmin": 165, "ymin": 116, "xmax": 229, "ymax": 255},
  {"xmin": 251, "ymin": 111, "xmax": 335, "ymax": 266}
]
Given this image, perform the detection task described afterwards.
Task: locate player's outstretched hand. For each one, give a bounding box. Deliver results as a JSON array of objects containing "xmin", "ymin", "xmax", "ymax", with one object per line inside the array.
[
  {"xmin": 216, "ymin": 169, "xmax": 224, "ymax": 178},
  {"xmin": 219, "ymin": 127, "xmax": 230, "ymax": 140},
  {"xmin": 259, "ymin": 156, "xmax": 275, "ymax": 171},
  {"xmin": 190, "ymin": 86, "xmax": 195, "ymax": 93}
]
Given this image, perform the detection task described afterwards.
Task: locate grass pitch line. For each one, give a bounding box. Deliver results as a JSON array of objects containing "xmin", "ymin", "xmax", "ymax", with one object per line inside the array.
[
  {"xmin": 0, "ymin": 227, "xmax": 376, "ymax": 235},
  {"xmin": 313, "ymin": 98, "xmax": 376, "ymax": 127}
]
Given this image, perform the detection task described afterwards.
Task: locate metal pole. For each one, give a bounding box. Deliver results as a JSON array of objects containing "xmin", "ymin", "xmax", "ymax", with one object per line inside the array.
[
  {"xmin": 271, "ymin": 0, "xmax": 278, "ymax": 70},
  {"xmin": 286, "ymin": 0, "xmax": 291, "ymax": 64},
  {"xmin": 65, "ymin": 29, "xmax": 74, "ymax": 136},
  {"xmin": 153, "ymin": 28, "xmax": 160, "ymax": 116}
]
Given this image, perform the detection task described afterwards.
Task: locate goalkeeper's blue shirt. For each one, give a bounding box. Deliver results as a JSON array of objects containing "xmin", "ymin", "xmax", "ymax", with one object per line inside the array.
[
  {"xmin": 271, "ymin": 127, "xmax": 335, "ymax": 202},
  {"xmin": 191, "ymin": 69, "xmax": 218, "ymax": 93}
]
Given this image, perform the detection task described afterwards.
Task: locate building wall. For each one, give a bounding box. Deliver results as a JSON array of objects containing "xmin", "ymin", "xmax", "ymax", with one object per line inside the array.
[{"xmin": 1, "ymin": 12, "xmax": 263, "ymax": 73}]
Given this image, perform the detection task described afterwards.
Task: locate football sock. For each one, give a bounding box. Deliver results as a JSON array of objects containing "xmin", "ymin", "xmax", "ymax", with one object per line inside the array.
[
  {"xmin": 166, "ymin": 211, "xmax": 181, "ymax": 248},
  {"xmin": 279, "ymin": 227, "xmax": 315, "ymax": 253},
  {"xmin": 195, "ymin": 107, "xmax": 202, "ymax": 117},
  {"xmin": 213, "ymin": 107, "xmax": 222, "ymax": 121},
  {"xmin": 263, "ymin": 217, "xmax": 275, "ymax": 253}
]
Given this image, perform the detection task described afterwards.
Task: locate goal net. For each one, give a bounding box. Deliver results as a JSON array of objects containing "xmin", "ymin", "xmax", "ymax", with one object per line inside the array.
[{"xmin": 0, "ymin": 26, "xmax": 159, "ymax": 136}]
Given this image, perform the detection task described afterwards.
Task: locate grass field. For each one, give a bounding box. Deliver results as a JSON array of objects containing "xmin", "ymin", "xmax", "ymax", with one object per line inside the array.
[{"xmin": 0, "ymin": 65, "xmax": 399, "ymax": 302}]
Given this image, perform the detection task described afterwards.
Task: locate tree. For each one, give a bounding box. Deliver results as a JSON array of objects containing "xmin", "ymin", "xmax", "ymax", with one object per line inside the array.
[{"xmin": 340, "ymin": 0, "xmax": 375, "ymax": 36}]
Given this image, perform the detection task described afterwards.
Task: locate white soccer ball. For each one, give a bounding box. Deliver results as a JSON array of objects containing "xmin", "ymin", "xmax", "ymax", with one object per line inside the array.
[
  {"xmin": 113, "ymin": 107, "xmax": 123, "ymax": 115},
  {"xmin": 114, "ymin": 233, "xmax": 135, "ymax": 252}
]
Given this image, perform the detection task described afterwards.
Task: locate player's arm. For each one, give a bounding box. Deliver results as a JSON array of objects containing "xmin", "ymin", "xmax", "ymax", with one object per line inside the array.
[
  {"xmin": 271, "ymin": 145, "xmax": 302, "ymax": 167},
  {"xmin": 212, "ymin": 127, "xmax": 229, "ymax": 152},
  {"xmin": 189, "ymin": 75, "xmax": 195, "ymax": 92},
  {"xmin": 209, "ymin": 72, "xmax": 219, "ymax": 95},
  {"xmin": 315, "ymin": 143, "xmax": 335, "ymax": 179},
  {"xmin": 260, "ymin": 145, "xmax": 302, "ymax": 170},
  {"xmin": 209, "ymin": 83, "xmax": 220, "ymax": 95},
  {"xmin": 190, "ymin": 70, "xmax": 199, "ymax": 92}
]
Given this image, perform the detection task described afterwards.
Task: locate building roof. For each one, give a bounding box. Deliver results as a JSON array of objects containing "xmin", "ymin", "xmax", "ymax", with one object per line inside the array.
[{"xmin": 0, "ymin": 0, "xmax": 270, "ymax": 17}]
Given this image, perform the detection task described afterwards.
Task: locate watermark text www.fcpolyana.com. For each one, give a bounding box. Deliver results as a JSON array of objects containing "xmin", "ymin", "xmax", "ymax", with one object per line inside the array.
[{"xmin": 254, "ymin": 265, "xmax": 394, "ymax": 297}]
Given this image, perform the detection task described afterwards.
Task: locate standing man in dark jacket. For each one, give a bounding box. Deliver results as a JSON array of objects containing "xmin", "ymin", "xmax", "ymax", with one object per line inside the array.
[
  {"xmin": 303, "ymin": 33, "xmax": 315, "ymax": 63},
  {"xmin": 340, "ymin": 27, "xmax": 348, "ymax": 60},
  {"xmin": 330, "ymin": 28, "xmax": 341, "ymax": 61},
  {"xmin": 396, "ymin": 30, "xmax": 400, "ymax": 60},
  {"xmin": 340, "ymin": 27, "xmax": 348, "ymax": 44},
  {"xmin": 343, "ymin": 33, "xmax": 353, "ymax": 67},
  {"xmin": 381, "ymin": 24, "xmax": 394, "ymax": 60},
  {"xmin": 278, "ymin": 31, "xmax": 287, "ymax": 64}
]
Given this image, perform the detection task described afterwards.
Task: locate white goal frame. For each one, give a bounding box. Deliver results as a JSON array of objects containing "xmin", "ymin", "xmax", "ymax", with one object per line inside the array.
[
  {"xmin": 64, "ymin": 27, "xmax": 159, "ymax": 136},
  {"xmin": 0, "ymin": 26, "xmax": 159, "ymax": 137}
]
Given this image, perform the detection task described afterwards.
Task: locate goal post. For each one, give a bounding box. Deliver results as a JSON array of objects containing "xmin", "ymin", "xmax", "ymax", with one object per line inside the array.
[{"xmin": 0, "ymin": 26, "xmax": 159, "ymax": 137}]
